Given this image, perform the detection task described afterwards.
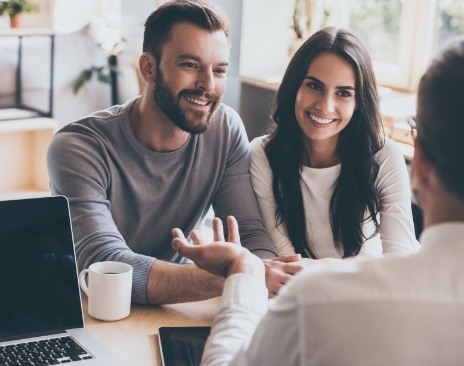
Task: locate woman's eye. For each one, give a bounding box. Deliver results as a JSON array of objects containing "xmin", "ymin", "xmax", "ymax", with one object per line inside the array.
[
  {"xmin": 337, "ymin": 89, "xmax": 352, "ymax": 98},
  {"xmin": 307, "ymin": 82, "xmax": 322, "ymax": 91}
]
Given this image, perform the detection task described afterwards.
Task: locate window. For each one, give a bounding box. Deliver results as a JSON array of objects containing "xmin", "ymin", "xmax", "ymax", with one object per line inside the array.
[
  {"xmin": 322, "ymin": 0, "xmax": 464, "ymax": 91},
  {"xmin": 347, "ymin": 0, "xmax": 411, "ymax": 89},
  {"xmin": 437, "ymin": 0, "xmax": 464, "ymax": 51}
]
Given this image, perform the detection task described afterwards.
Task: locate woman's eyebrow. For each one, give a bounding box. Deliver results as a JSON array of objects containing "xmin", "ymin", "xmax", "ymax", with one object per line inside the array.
[
  {"xmin": 304, "ymin": 76, "xmax": 324, "ymax": 85},
  {"xmin": 304, "ymin": 75, "xmax": 355, "ymax": 90}
]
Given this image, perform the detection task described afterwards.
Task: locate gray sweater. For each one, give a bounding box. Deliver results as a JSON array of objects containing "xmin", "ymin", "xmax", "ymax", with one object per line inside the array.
[{"xmin": 47, "ymin": 98, "xmax": 277, "ymax": 303}]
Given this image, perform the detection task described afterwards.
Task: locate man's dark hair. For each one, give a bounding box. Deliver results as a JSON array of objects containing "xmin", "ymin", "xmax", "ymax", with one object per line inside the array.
[
  {"xmin": 416, "ymin": 37, "xmax": 464, "ymax": 199},
  {"xmin": 143, "ymin": 0, "xmax": 230, "ymax": 60}
]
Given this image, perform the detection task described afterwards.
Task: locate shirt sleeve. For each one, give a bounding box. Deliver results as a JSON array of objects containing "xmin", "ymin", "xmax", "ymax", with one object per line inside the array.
[
  {"xmin": 249, "ymin": 137, "xmax": 296, "ymax": 256},
  {"xmin": 47, "ymin": 129, "xmax": 155, "ymax": 304},
  {"xmin": 212, "ymin": 110, "xmax": 277, "ymax": 259},
  {"xmin": 375, "ymin": 139, "xmax": 421, "ymax": 256},
  {"xmin": 202, "ymin": 273, "xmax": 300, "ymax": 366}
]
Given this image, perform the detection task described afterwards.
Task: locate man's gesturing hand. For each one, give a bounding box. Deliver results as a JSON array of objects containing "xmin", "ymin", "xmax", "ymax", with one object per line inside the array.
[{"xmin": 172, "ymin": 216, "xmax": 265, "ymax": 279}]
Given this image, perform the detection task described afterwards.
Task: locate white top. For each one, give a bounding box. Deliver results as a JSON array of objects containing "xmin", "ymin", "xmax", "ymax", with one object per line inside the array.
[
  {"xmin": 202, "ymin": 223, "xmax": 464, "ymax": 366},
  {"xmin": 250, "ymin": 136, "xmax": 420, "ymax": 258}
]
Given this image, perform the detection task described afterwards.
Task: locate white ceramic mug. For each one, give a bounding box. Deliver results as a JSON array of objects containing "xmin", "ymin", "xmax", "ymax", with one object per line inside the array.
[{"xmin": 78, "ymin": 261, "xmax": 133, "ymax": 321}]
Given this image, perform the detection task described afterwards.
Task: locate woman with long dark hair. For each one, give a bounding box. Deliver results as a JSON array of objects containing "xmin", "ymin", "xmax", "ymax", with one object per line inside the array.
[{"xmin": 250, "ymin": 27, "xmax": 419, "ymax": 260}]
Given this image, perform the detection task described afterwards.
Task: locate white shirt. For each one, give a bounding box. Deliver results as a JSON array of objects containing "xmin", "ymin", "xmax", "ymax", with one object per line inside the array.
[
  {"xmin": 250, "ymin": 136, "xmax": 420, "ymax": 258},
  {"xmin": 202, "ymin": 223, "xmax": 464, "ymax": 366}
]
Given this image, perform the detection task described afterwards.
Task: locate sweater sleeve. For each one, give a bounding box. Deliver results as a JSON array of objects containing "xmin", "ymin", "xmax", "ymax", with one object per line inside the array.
[
  {"xmin": 47, "ymin": 129, "xmax": 155, "ymax": 304},
  {"xmin": 211, "ymin": 109, "xmax": 277, "ymax": 259},
  {"xmin": 375, "ymin": 139, "xmax": 421, "ymax": 256},
  {"xmin": 249, "ymin": 137, "xmax": 296, "ymax": 256}
]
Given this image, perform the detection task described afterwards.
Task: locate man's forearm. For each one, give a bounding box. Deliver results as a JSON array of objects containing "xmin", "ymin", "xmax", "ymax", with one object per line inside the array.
[{"xmin": 146, "ymin": 260, "xmax": 224, "ymax": 304}]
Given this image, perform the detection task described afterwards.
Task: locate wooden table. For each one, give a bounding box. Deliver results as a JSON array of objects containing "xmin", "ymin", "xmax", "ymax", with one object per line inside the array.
[{"xmin": 83, "ymin": 296, "xmax": 219, "ymax": 366}]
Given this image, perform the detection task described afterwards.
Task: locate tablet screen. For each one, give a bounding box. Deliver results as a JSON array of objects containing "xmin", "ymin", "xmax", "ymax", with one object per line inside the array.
[{"xmin": 158, "ymin": 326, "xmax": 211, "ymax": 366}]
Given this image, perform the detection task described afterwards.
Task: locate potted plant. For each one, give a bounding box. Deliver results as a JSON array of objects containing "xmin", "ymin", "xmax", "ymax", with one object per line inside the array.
[
  {"xmin": 0, "ymin": 1, "xmax": 8, "ymax": 18},
  {"xmin": 289, "ymin": 0, "xmax": 316, "ymax": 57},
  {"xmin": 289, "ymin": 0, "xmax": 333, "ymax": 57},
  {"xmin": 0, "ymin": 0, "xmax": 38, "ymax": 28}
]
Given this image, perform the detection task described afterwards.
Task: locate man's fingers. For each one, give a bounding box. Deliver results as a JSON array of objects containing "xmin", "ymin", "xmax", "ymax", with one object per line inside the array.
[
  {"xmin": 212, "ymin": 217, "xmax": 225, "ymax": 242},
  {"xmin": 172, "ymin": 228, "xmax": 186, "ymax": 240},
  {"xmin": 172, "ymin": 237, "xmax": 189, "ymax": 255},
  {"xmin": 172, "ymin": 229, "xmax": 190, "ymax": 254},
  {"xmin": 190, "ymin": 230, "xmax": 205, "ymax": 246},
  {"xmin": 227, "ymin": 216, "xmax": 240, "ymax": 244},
  {"xmin": 272, "ymin": 254, "xmax": 301, "ymax": 263}
]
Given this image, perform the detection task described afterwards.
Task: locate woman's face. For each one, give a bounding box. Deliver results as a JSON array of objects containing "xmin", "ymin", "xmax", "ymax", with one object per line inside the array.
[{"xmin": 294, "ymin": 52, "xmax": 357, "ymax": 148}]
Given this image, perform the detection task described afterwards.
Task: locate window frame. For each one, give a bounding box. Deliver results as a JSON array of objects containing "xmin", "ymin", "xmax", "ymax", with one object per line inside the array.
[{"xmin": 358, "ymin": 0, "xmax": 439, "ymax": 92}]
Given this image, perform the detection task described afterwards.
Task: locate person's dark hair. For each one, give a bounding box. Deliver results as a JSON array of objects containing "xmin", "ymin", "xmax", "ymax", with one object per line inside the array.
[
  {"xmin": 416, "ymin": 37, "xmax": 464, "ymax": 200},
  {"xmin": 265, "ymin": 27, "xmax": 384, "ymax": 258},
  {"xmin": 143, "ymin": 0, "xmax": 230, "ymax": 60}
]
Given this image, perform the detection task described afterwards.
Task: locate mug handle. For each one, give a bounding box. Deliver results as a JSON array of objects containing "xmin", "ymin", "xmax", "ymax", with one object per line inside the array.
[{"xmin": 78, "ymin": 269, "xmax": 90, "ymax": 296}]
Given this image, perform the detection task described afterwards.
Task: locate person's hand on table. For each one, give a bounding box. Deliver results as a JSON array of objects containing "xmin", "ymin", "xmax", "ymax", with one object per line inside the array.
[
  {"xmin": 171, "ymin": 216, "xmax": 265, "ymax": 279},
  {"xmin": 264, "ymin": 254, "xmax": 304, "ymax": 298}
]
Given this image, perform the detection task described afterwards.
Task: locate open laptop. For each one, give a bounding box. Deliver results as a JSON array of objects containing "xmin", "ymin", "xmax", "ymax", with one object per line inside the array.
[{"xmin": 0, "ymin": 196, "xmax": 128, "ymax": 365}]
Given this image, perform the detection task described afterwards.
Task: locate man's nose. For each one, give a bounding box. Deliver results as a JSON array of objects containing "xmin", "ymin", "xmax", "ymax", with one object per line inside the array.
[{"xmin": 195, "ymin": 69, "xmax": 215, "ymax": 93}]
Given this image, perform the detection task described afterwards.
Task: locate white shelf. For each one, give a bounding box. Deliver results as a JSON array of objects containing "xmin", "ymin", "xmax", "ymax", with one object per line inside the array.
[
  {"xmin": 240, "ymin": 74, "xmax": 281, "ymax": 91},
  {"xmin": 0, "ymin": 190, "xmax": 51, "ymax": 201},
  {"xmin": 0, "ymin": 115, "xmax": 57, "ymax": 194},
  {"xmin": 0, "ymin": 110, "xmax": 58, "ymax": 133},
  {"xmin": 0, "ymin": 28, "xmax": 54, "ymax": 37}
]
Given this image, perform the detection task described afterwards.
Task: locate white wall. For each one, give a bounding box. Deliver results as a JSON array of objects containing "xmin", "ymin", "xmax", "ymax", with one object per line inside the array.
[
  {"xmin": 240, "ymin": 0, "xmax": 294, "ymax": 79},
  {"xmin": 117, "ymin": 0, "xmax": 244, "ymax": 111}
]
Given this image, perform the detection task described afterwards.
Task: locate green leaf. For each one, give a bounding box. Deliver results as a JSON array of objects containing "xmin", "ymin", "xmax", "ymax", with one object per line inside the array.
[{"xmin": 72, "ymin": 68, "xmax": 94, "ymax": 94}]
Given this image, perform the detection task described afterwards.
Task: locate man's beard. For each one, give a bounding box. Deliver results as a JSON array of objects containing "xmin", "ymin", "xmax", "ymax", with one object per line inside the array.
[{"xmin": 153, "ymin": 69, "xmax": 220, "ymax": 135}]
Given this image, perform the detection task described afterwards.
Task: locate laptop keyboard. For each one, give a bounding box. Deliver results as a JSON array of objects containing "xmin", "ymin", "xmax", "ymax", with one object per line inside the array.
[{"xmin": 0, "ymin": 336, "xmax": 94, "ymax": 365}]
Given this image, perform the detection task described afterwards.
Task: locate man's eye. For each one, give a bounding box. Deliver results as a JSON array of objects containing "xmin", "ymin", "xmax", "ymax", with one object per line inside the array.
[
  {"xmin": 214, "ymin": 68, "xmax": 227, "ymax": 75},
  {"xmin": 181, "ymin": 62, "xmax": 198, "ymax": 69}
]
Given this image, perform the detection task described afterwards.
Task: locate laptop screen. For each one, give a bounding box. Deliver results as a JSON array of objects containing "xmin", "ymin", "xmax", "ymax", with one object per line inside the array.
[{"xmin": 0, "ymin": 196, "xmax": 84, "ymax": 342}]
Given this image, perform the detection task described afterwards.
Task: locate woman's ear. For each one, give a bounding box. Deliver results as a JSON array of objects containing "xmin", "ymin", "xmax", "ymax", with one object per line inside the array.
[{"xmin": 139, "ymin": 52, "xmax": 157, "ymax": 83}]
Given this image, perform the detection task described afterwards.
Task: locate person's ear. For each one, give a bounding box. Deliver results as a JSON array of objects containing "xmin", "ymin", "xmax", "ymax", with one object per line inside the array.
[
  {"xmin": 411, "ymin": 139, "xmax": 434, "ymax": 193},
  {"xmin": 139, "ymin": 52, "xmax": 157, "ymax": 83}
]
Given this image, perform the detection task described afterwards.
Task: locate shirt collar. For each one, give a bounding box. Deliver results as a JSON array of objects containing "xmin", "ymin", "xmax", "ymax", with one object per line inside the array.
[{"xmin": 420, "ymin": 222, "xmax": 464, "ymax": 251}]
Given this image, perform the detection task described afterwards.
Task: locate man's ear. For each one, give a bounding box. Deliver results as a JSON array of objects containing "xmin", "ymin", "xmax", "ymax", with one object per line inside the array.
[
  {"xmin": 411, "ymin": 139, "xmax": 434, "ymax": 193},
  {"xmin": 139, "ymin": 52, "xmax": 157, "ymax": 83}
]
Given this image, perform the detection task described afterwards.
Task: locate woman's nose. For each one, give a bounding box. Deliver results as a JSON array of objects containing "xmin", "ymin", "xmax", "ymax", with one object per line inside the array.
[{"xmin": 315, "ymin": 94, "xmax": 335, "ymax": 113}]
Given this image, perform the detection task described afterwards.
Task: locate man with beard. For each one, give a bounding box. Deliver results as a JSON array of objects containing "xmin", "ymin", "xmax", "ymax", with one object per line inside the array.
[{"xmin": 47, "ymin": 0, "xmax": 300, "ymax": 305}]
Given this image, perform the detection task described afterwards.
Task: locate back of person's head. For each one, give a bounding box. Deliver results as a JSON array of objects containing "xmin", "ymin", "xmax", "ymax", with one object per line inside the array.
[
  {"xmin": 274, "ymin": 26, "xmax": 381, "ymax": 142},
  {"xmin": 143, "ymin": 0, "xmax": 230, "ymax": 60},
  {"xmin": 416, "ymin": 38, "xmax": 464, "ymax": 199}
]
